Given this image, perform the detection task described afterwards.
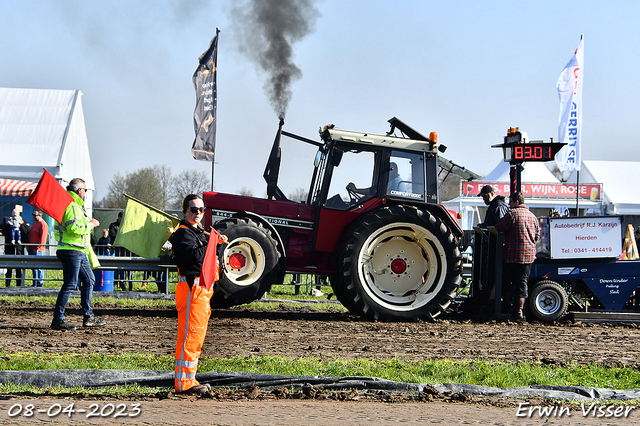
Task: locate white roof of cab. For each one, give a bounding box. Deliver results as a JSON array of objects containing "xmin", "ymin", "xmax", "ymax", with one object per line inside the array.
[{"xmin": 326, "ymin": 128, "xmax": 437, "ymax": 153}]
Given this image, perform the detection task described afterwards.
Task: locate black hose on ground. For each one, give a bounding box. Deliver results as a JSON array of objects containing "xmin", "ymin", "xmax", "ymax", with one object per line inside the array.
[{"xmin": 0, "ymin": 370, "xmax": 639, "ymax": 401}]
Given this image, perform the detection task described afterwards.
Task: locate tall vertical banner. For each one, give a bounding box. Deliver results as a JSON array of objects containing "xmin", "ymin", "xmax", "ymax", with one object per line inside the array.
[
  {"xmin": 555, "ymin": 37, "xmax": 584, "ymax": 181},
  {"xmin": 191, "ymin": 30, "xmax": 219, "ymax": 162}
]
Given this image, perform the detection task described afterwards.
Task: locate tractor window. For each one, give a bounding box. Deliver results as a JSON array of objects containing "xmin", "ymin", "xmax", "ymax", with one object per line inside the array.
[
  {"xmin": 387, "ymin": 151, "xmax": 425, "ymax": 200},
  {"xmin": 325, "ymin": 150, "xmax": 376, "ymax": 210}
]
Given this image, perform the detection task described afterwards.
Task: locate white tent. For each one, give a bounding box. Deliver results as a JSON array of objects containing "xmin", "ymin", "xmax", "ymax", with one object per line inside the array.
[
  {"xmin": 0, "ymin": 87, "xmax": 94, "ymax": 208},
  {"xmin": 483, "ymin": 160, "xmax": 560, "ymax": 183},
  {"xmin": 582, "ymin": 161, "xmax": 640, "ymax": 215}
]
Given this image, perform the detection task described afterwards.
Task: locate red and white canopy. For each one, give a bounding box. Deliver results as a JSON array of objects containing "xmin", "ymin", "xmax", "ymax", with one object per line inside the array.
[{"xmin": 0, "ymin": 179, "xmax": 37, "ymax": 197}]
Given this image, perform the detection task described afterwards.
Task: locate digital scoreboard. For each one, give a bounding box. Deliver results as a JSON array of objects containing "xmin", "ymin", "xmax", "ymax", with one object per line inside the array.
[
  {"xmin": 491, "ymin": 127, "xmax": 566, "ymax": 164},
  {"xmin": 507, "ymin": 143, "xmax": 565, "ymax": 162}
]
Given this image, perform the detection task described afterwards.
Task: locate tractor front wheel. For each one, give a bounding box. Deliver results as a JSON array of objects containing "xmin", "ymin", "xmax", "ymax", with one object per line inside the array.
[{"xmin": 211, "ymin": 218, "xmax": 280, "ymax": 308}]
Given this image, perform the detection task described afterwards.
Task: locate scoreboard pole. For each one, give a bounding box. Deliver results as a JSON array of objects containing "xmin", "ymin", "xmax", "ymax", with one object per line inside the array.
[{"xmin": 509, "ymin": 164, "xmax": 522, "ymax": 197}]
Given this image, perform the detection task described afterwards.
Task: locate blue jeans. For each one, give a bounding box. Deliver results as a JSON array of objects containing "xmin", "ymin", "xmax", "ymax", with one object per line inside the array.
[
  {"xmin": 54, "ymin": 249, "xmax": 94, "ymax": 322},
  {"xmin": 29, "ymin": 250, "xmax": 44, "ymax": 286}
]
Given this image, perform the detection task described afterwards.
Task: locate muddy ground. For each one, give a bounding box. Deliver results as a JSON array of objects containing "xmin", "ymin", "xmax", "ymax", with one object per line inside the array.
[
  {"xmin": 1, "ymin": 299, "xmax": 640, "ymax": 425},
  {"xmin": 2, "ymin": 299, "xmax": 639, "ymax": 366}
]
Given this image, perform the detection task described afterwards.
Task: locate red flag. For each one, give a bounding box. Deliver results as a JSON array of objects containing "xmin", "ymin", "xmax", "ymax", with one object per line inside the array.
[
  {"xmin": 26, "ymin": 170, "xmax": 74, "ymax": 224},
  {"xmin": 201, "ymin": 229, "xmax": 221, "ymax": 290}
]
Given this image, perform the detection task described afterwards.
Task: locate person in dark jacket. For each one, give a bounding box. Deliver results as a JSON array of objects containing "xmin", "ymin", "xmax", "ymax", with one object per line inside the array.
[
  {"xmin": 168, "ymin": 194, "xmax": 227, "ymax": 395},
  {"xmin": 477, "ymin": 185, "xmax": 509, "ymax": 228},
  {"xmin": 95, "ymin": 229, "xmax": 113, "ymax": 256}
]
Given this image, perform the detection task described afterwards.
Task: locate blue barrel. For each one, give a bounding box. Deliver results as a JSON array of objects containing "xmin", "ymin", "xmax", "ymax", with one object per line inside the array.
[
  {"xmin": 94, "ymin": 269, "xmax": 114, "ymax": 291},
  {"xmin": 93, "ymin": 253, "xmax": 115, "ymax": 292}
]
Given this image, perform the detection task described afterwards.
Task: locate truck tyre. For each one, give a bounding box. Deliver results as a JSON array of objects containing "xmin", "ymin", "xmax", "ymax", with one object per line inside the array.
[
  {"xmin": 527, "ymin": 280, "xmax": 568, "ymax": 323},
  {"xmin": 211, "ymin": 218, "xmax": 280, "ymax": 307},
  {"xmin": 338, "ymin": 205, "xmax": 462, "ymax": 321}
]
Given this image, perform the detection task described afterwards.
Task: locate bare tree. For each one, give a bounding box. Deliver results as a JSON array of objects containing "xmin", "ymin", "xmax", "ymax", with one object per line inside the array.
[
  {"xmin": 288, "ymin": 187, "xmax": 308, "ymax": 202},
  {"xmin": 154, "ymin": 165, "xmax": 173, "ymax": 210},
  {"xmin": 237, "ymin": 186, "xmax": 255, "ymax": 197},
  {"xmin": 172, "ymin": 169, "xmax": 210, "ymax": 208},
  {"xmin": 125, "ymin": 167, "xmax": 164, "ymax": 207},
  {"xmin": 102, "ymin": 172, "xmax": 128, "ymax": 208},
  {"xmin": 101, "ymin": 166, "xmax": 171, "ymax": 209}
]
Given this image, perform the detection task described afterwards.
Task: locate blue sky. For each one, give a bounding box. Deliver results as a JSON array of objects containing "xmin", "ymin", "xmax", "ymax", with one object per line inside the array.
[{"xmin": 2, "ymin": 1, "xmax": 639, "ymax": 200}]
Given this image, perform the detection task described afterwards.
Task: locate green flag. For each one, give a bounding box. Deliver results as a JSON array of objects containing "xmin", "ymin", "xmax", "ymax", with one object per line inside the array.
[{"xmin": 113, "ymin": 195, "xmax": 180, "ymax": 259}]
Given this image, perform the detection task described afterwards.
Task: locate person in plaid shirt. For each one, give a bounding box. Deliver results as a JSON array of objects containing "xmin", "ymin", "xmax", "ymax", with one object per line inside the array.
[{"xmin": 495, "ymin": 192, "xmax": 540, "ymax": 320}]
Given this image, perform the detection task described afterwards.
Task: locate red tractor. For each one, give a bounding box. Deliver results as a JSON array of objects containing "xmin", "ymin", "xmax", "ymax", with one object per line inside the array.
[{"xmin": 204, "ymin": 118, "xmax": 476, "ymax": 321}]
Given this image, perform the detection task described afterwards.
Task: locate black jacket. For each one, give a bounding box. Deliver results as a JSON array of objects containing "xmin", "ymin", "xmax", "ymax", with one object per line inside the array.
[
  {"xmin": 479, "ymin": 195, "xmax": 509, "ymax": 228},
  {"xmin": 168, "ymin": 219, "xmax": 208, "ymax": 280}
]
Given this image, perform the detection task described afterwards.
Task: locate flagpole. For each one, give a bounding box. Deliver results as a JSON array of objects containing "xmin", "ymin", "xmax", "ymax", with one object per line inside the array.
[
  {"xmin": 211, "ymin": 27, "xmax": 220, "ymax": 193},
  {"xmin": 575, "ymin": 171, "xmax": 580, "ymax": 215},
  {"xmin": 575, "ymin": 34, "xmax": 583, "ymax": 216}
]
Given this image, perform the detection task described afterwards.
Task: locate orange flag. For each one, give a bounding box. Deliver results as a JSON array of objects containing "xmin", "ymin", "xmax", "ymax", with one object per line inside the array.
[
  {"xmin": 26, "ymin": 170, "xmax": 74, "ymax": 224},
  {"xmin": 201, "ymin": 229, "xmax": 221, "ymax": 290}
]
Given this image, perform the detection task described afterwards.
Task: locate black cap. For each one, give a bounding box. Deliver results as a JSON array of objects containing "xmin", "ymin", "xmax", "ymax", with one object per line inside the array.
[{"xmin": 478, "ymin": 185, "xmax": 494, "ymax": 197}]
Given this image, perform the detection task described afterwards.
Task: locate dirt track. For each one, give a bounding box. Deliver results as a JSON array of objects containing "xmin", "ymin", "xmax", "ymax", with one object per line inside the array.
[
  {"xmin": 2, "ymin": 300, "xmax": 640, "ymax": 366},
  {"xmin": 1, "ymin": 299, "xmax": 640, "ymax": 425}
]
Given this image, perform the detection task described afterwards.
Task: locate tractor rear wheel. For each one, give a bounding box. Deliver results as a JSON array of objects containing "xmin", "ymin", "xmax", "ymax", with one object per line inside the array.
[
  {"xmin": 211, "ymin": 218, "xmax": 280, "ymax": 308},
  {"xmin": 338, "ymin": 205, "xmax": 462, "ymax": 321}
]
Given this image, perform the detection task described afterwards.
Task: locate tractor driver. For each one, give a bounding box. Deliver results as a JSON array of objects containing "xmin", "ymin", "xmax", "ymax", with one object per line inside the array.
[
  {"xmin": 347, "ymin": 162, "xmax": 403, "ymax": 197},
  {"xmin": 346, "ymin": 162, "xmax": 403, "ymax": 196}
]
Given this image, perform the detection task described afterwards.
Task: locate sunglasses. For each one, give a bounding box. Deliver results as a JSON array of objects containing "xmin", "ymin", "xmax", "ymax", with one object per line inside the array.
[{"xmin": 189, "ymin": 207, "xmax": 206, "ymax": 214}]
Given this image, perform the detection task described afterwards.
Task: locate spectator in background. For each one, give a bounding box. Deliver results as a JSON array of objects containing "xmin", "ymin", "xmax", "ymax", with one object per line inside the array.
[
  {"xmin": 6, "ymin": 209, "xmax": 24, "ymax": 244},
  {"xmin": 27, "ymin": 210, "xmax": 48, "ymax": 287},
  {"xmin": 108, "ymin": 211, "xmax": 128, "ymax": 289},
  {"xmin": 95, "ymin": 229, "xmax": 113, "ymax": 256},
  {"xmin": 108, "ymin": 211, "xmax": 123, "ymax": 253},
  {"xmin": 2, "ymin": 215, "xmax": 30, "ymax": 286}
]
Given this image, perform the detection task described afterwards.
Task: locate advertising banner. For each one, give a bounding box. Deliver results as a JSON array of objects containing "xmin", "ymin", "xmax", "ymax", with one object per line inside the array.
[{"xmin": 462, "ymin": 182, "xmax": 601, "ymax": 200}]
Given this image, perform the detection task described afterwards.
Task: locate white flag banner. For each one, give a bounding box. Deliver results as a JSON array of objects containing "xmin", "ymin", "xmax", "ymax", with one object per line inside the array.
[{"xmin": 554, "ymin": 37, "xmax": 584, "ymax": 180}]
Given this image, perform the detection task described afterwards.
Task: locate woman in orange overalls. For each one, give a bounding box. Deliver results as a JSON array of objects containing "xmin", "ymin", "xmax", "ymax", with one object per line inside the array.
[{"xmin": 169, "ymin": 194, "xmax": 226, "ymax": 394}]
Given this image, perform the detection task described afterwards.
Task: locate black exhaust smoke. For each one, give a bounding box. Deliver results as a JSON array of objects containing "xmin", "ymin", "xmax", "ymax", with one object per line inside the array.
[{"xmin": 232, "ymin": 0, "xmax": 320, "ymax": 120}]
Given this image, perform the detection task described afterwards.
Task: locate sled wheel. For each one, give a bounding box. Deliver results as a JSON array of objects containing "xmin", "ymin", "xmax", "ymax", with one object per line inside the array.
[
  {"xmin": 527, "ymin": 280, "xmax": 568, "ymax": 322},
  {"xmin": 211, "ymin": 218, "xmax": 280, "ymax": 307},
  {"xmin": 338, "ymin": 205, "xmax": 462, "ymax": 321}
]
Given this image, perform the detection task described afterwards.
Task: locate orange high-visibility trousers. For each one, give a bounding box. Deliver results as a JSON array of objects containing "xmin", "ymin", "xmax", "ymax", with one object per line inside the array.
[{"xmin": 174, "ymin": 278, "xmax": 213, "ymax": 392}]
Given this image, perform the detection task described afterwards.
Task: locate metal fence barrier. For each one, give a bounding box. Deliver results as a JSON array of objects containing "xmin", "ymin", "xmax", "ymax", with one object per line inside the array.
[{"xmin": 0, "ymin": 255, "xmax": 177, "ymax": 294}]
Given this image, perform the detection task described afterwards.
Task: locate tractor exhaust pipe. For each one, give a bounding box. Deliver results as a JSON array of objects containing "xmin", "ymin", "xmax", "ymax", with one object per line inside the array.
[{"xmin": 264, "ymin": 118, "xmax": 285, "ymax": 200}]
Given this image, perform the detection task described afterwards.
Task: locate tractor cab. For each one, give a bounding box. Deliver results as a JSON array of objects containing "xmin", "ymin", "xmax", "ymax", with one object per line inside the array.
[{"xmin": 311, "ymin": 124, "xmax": 439, "ymax": 211}]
